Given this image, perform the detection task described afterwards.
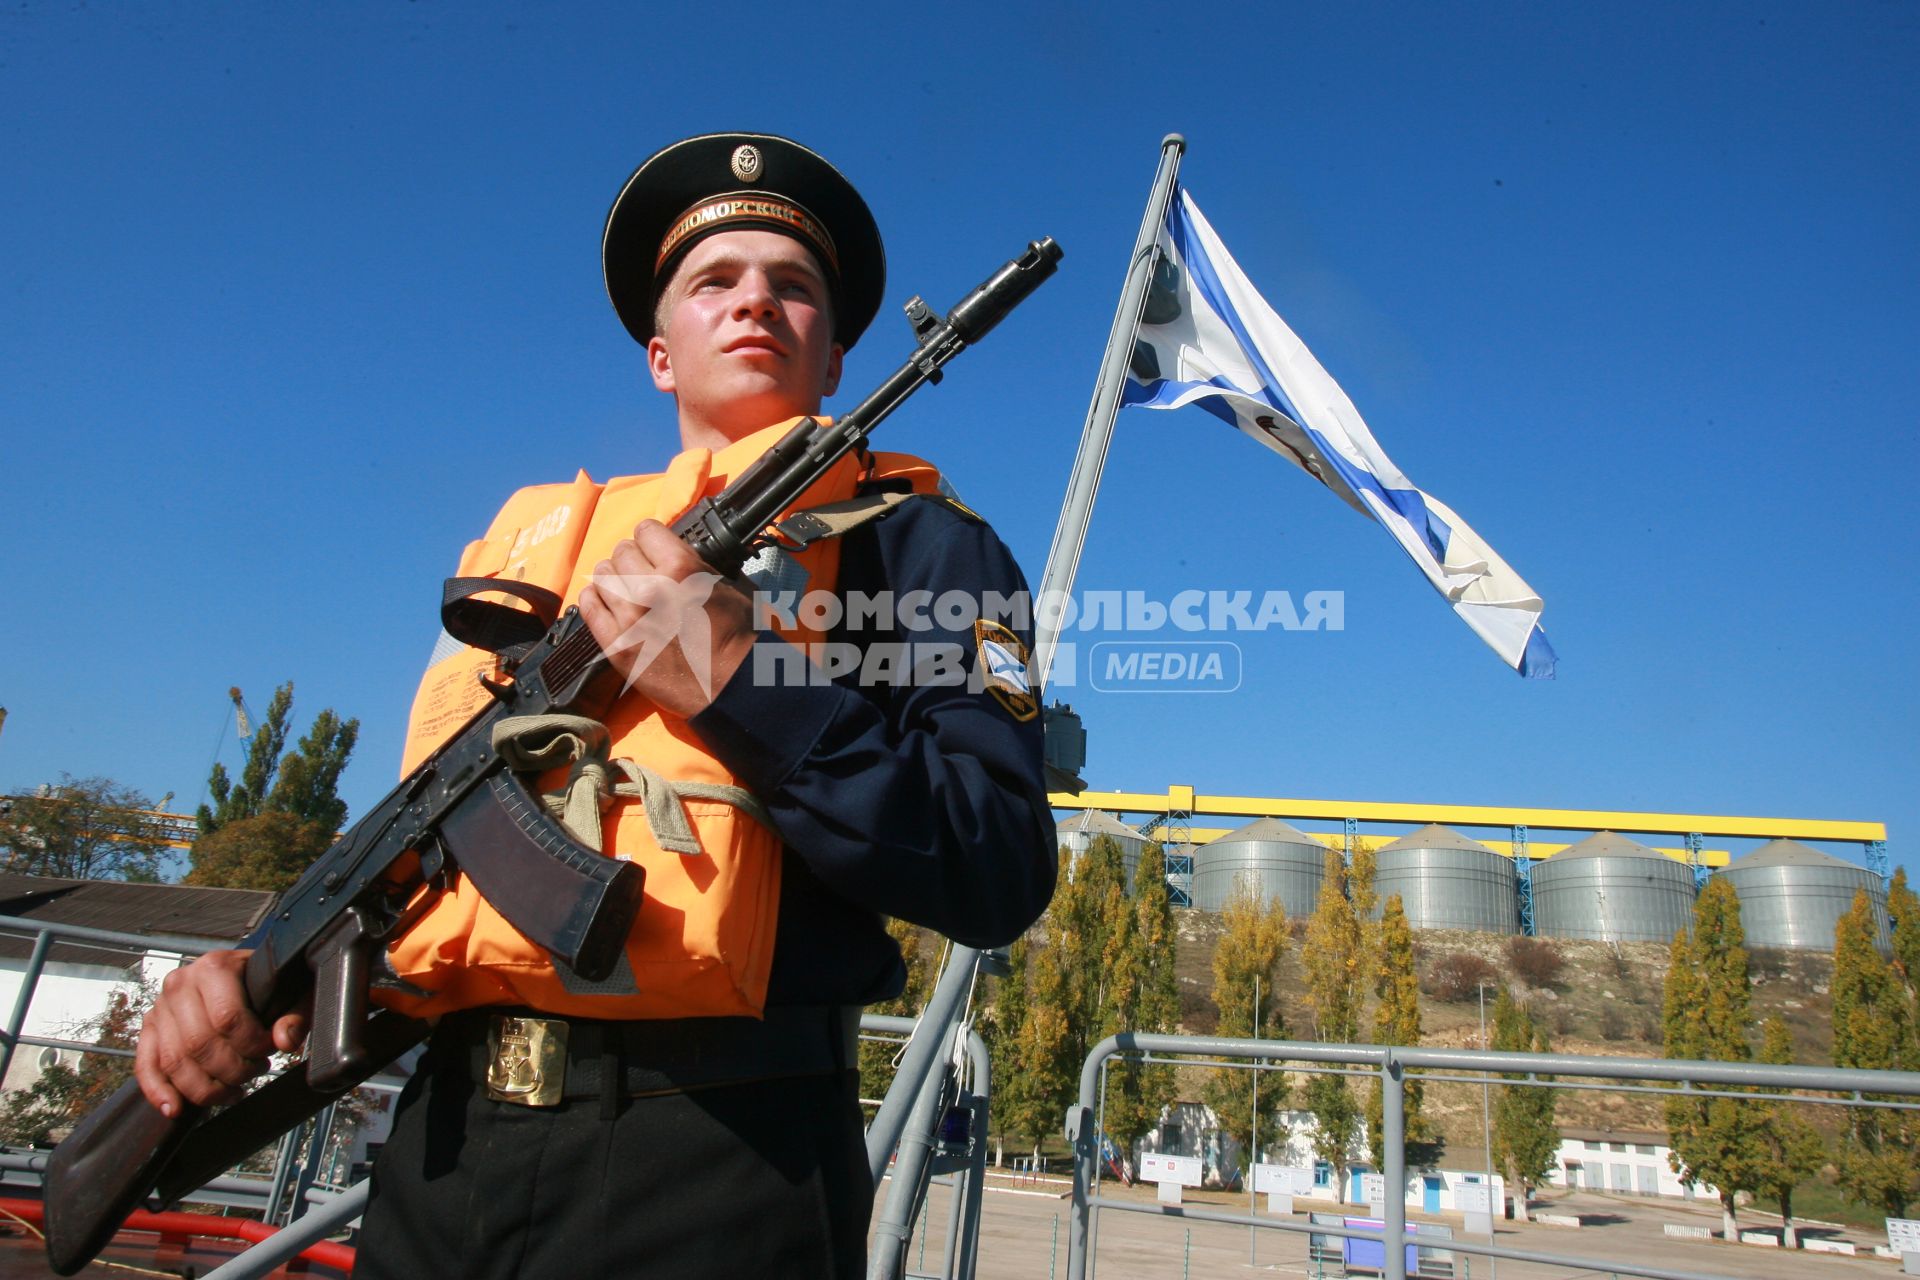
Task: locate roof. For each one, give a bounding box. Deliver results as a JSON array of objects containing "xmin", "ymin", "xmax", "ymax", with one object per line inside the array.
[
  {"xmin": 1559, "ymin": 1126, "xmax": 1667, "ymax": 1146},
  {"xmin": 0, "ymin": 873, "xmax": 274, "ymax": 969},
  {"xmin": 1209, "ymin": 816, "xmax": 1326, "ymax": 849},
  {"xmin": 1547, "ymin": 831, "xmax": 1664, "ymax": 862},
  {"xmin": 1725, "ymin": 838, "xmax": 1868, "ymax": 872},
  {"xmin": 1378, "ymin": 823, "xmax": 1498, "ymax": 856},
  {"xmin": 1056, "ymin": 811, "xmax": 1143, "ymax": 840}
]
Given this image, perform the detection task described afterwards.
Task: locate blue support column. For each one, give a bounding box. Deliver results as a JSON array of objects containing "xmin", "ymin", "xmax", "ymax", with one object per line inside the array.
[
  {"xmin": 1687, "ymin": 832, "xmax": 1709, "ymax": 891},
  {"xmin": 1512, "ymin": 824, "xmax": 1534, "ymax": 937},
  {"xmin": 1866, "ymin": 839, "xmax": 1889, "ymax": 887},
  {"xmin": 1163, "ymin": 806, "xmax": 1194, "ymax": 907},
  {"xmin": 1345, "ymin": 816, "xmax": 1358, "ymax": 861}
]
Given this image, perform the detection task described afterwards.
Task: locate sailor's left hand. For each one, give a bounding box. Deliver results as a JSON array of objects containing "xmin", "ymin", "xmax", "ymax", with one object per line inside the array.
[{"xmin": 578, "ymin": 520, "xmax": 758, "ymax": 717}]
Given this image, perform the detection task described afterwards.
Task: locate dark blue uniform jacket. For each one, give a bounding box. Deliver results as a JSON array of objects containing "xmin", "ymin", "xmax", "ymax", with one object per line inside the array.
[{"xmin": 691, "ymin": 490, "xmax": 1057, "ymax": 1007}]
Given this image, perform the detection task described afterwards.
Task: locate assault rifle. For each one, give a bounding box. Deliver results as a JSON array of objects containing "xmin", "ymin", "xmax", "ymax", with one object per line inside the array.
[{"xmin": 43, "ymin": 236, "xmax": 1063, "ymax": 1275}]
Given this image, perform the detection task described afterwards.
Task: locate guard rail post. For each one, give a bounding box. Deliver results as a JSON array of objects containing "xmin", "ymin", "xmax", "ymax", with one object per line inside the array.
[
  {"xmin": 0, "ymin": 929, "xmax": 53, "ymax": 1084},
  {"xmin": 1382, "ymin": 1048, "xmax": 1407, "ymax": 1280},
  {"xmin": 866, "ymin": 946, "xmax": 980, "ymax": 1187},
  {"xmin": 867, "ymin": 1021, "xmax": 958, "ymax": 1280},
  {"xmin": 952, "ymin": 1085, "xmax": 991, "ymax": 1280}
]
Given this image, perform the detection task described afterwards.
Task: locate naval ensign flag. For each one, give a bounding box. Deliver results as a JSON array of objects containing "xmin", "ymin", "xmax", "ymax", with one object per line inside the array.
[{"xmin": 1123, "ymin": 187, "xmax": 1557, "ymax": 678}]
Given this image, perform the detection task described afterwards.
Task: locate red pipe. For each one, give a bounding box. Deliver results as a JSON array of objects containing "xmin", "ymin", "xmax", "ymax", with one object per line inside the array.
[{"xmin": 0, "ymin": 1197, "xmax": 356, "ymax": 1273}]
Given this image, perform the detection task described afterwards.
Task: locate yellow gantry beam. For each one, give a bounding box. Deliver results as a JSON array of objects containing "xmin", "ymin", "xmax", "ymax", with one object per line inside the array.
[{"xmin": 1051, "ymin": 786, "xmax": 1886, "ymax": 844}]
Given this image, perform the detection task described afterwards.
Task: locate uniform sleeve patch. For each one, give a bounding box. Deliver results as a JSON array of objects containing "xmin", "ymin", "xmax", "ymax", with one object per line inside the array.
[{"xmin": 975, "ymin": 620, "xmax": 1037, "ymax": 721}]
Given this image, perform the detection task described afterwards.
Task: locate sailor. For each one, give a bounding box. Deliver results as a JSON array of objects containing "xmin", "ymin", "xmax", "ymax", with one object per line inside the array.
[{"xmin": 132, "ymin": 132, "xmax": 1055, "ymax": 1278}]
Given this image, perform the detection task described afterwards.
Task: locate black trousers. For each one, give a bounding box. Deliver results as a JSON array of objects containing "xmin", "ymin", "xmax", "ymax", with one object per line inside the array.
[{"xmin": 354, "ymin": 1052, "xmax": 873, "ymax": 1279}]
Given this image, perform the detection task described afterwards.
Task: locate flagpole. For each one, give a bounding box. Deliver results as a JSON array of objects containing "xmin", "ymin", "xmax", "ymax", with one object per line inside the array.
[{"xmin": 1032, "ymin": 133, "xmax": 1186, "ymax": 690}]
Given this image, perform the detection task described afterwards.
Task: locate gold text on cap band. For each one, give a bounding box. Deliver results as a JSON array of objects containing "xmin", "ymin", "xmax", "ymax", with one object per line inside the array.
[{"xmin": 655, "ymin": 194, "xmax": 840, "ymax": 276}]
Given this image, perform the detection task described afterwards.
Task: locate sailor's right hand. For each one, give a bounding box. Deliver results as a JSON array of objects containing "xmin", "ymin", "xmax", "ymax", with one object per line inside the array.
[{"xmin": 133, "ymin": 949, "xmax": 309, "ymax": 1117}]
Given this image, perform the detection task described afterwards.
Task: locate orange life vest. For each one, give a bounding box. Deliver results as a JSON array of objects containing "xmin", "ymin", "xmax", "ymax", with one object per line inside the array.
[{"xmin": 378, "ymin": 419, "xmax": 943, "ymax": 1021}]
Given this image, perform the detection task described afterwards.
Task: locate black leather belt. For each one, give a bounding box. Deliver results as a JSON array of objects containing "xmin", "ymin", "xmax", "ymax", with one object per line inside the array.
[{"xmin": 436, "ymin": 1004, "xmax": 862, "ymax": 1107}]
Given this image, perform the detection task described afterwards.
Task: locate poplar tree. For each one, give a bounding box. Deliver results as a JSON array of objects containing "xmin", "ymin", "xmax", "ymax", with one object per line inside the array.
[
  {"xmin": 190, "ymin": 681, "xmax": 359, "ymax": 892},
  {"xmin": 1302, "ymin": 845, "xmax": 1364, "ymax": 1201},
  {"xmin": 1094, "ymin": 855, "xmax": 1154, "ymax": 1156},
  {"xmin": 1365, "ymin": 895, "xmax": 1433, "ymax": 1170},
  {"xmin": 1489, "ymin": 988, "xmax": 1557, "ymax": 1221},
  {"xmin": 1890, "ymin": 867, "xmax": 1919, "ymax": 998},
  {"xmin": 1349, "ymin": 839, "xmax": 1379, "ymax": 949},
  {"xmin": 985, "ymin": 937, "xmax": 1030, "ymax": 1165},
  {"xmin": 198, "ymin": 682, "xmax": 295, "ymax": 833},
  {"xmin": 1662, "ymin": 878, "xmax": 1766, "ymax": 1241},
  {"xmin": 997, "ymin": 837, "xmax": 1130, "ymax": 1166},
  {"xmin": 1010, "ymin": 937, "xmax": 1077, "ymax": 1162},
  {"xmin": 1117, "ymin": 844, "xmax": 1181, "ymax": 1158},
  {"xmin": 1831, "ymin": 887, "xmax": 1919, "ymax": 1216},
  {"xmin": 1058, "ymin": 835, "xmax": 1128, "ymax": 1054},
  {"xmin": 1752, "ymin": 1017, "xmax": 1822, "ymax": 1248},
  {"xmin": 1199, "ymin": 873, "xmax": 1289, "ymax": 1179}
]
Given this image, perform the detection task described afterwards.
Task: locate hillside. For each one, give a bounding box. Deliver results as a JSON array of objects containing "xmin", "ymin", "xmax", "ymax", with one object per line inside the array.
[{"xmin": 1170, "ymin": 913, "xmax": 1838, "ymax": 1151}]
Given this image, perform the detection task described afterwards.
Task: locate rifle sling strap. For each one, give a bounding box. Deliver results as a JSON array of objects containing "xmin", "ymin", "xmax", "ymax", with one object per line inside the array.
[
  {"xmin": 441, "ymin": 577, "xmax": 564, "ymax": 661},
  {"xmin": 765, "ymin": 490, "xmax": 915, "ymax": 552},
  {"xmin": 490, "ymin": 714, "xmax": 772, "ymax": 856}
]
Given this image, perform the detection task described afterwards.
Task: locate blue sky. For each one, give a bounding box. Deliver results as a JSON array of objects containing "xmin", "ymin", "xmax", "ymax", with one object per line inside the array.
[{"xmin": 1, "ymin": 3, "xmax": 1912, "ymax": 879}]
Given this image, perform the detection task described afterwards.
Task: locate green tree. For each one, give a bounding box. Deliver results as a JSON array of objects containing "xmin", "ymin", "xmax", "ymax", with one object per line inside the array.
[
  {"xmin": 1365, "ymin": 896, "xmax": 1435, "ymax": 1170},
  {"xmin": 993, "ymin": 834, "xmax": 1130, "ymax": 1166},
  {"xmin": 1489, "ymin": 988, "xmax": 1557, "ymax": 1222},
  {"xmin": 1092, "ymin": 853, "xmax": 1152, "ymax": 1152},
  {"xmin": 0, "ymin": 775, "xmax": 169, "ymax": 882},
  {"xmin": 1662, "ymin": 879, "xmax": 1766, "ymax": 1240},
  {"xmin": 1831, "ymin": 887, "xmax": 1920, "ymax": 1216},
  {"xmin": 984, "ymin": 937, "xmax": 1031, "ymax": 1165},
  {"xmin": 1302, "ymin": 845, "xmax": 1364, "ymax": 1201},
  {"xmin": 191, "ymin": 681, "xmax": 358, "ymax": 891},
  {"xmin": 1349, "ymin": 839, "xmax": 1379, "ymax": 944},
  {"xmin": 199, "ymin": 683, "xmax": 295, "ymax": 833},
  {"xmin": 1199, "ymin": 872, "xmax": 1289, "ymax": 1180},
  {"xmin": 1752, "ymin": 1017, "xmax": 1823, "ymax": 1248},
  {"xmin": 267, "ymin": 708, "xmax": 360, "ymax": 834},
  {"xmin": 858, "ymin": 918, "xmax": 939, "ymax": 1104},
  {"xmin": 183, "ymin": 810, "xmax": 332, "ymax": 891},
  {"xmin": 1072, "ymin": 835, "xmax": 1130, "ymax": 1043},
  {"xmin": 1103, "ymin": 844, "xmax": 1180, "ymax": 1163},
  {"xmin": 1009, "ymin": 936, "xmax": 1077, "ymax": 1161},
  {"xmin": 1890, "ymin": 867, "xmax": 1920, "ymax": 998}
]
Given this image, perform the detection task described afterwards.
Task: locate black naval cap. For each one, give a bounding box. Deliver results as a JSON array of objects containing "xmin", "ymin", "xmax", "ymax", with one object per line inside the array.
[{"xmin": 602, "ymin": 132, "xmax": 885, "ymax": 350}]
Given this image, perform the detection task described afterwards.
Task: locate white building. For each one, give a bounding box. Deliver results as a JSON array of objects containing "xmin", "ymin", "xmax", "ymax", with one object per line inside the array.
[
  {"xmin": 1, "ymin": 871, "xmax": 411, "ymax": 1175},
  {"xmin": 1546, "ymin": 1126, "xmax": 1716, "ymax": 1200},
  {"xmin": 0, "ymin": 872, "xmax": 282, "ymax": 1094},
  {"xmin": 1141, "ymin": 1102, "xmax": 1508, "ymax": 1211}
]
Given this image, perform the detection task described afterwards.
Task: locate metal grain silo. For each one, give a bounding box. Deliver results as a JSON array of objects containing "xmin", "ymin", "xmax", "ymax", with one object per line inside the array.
[
  {"xmin": 1372, "ymin": 824, "xmax": 1519, "ymax": 934},
  {"xmin": 1056, "ymin": 811, "xmax": 1147, "ymax": 885},
  {"xmin": 1191, "ymin": 818, "xmax": 1327, "ymax": 918},
  {"xmin": 1719, "ymin": 839, "xmax": 1890, "ymax": 951},
  {"xmin": 1530, "ymin": 831, "xmax": 1696, "ymax": 943}
]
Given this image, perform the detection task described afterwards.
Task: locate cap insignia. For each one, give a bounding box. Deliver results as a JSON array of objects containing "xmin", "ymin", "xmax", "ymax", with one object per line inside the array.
[{"xmin": 730, "ymin": 144, "xmax": 762, "ymax": 183}]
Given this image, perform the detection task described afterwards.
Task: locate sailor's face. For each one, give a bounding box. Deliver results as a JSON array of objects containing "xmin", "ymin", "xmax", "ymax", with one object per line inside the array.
[{"xmin": 648, "ymin": 229, "xmax": 843, "ymax": 441}]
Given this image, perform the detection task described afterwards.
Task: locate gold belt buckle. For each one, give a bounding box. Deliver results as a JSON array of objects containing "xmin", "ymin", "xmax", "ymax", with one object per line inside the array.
[{"xmin": 485, "ymin": 1014, "xmax": 569, "ymax": 1107}]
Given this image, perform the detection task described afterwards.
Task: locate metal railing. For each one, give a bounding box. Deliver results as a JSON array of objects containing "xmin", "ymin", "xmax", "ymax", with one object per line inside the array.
[
  {"xmin": 1, "ymin": 914, "xmax": 401, "ymax": 1274},
  {"xmin": 1065, "ymin": 1033, "xmax": 1920, "ymax": 1280},
  {"xmin": 5, "ymin": 914, "xmax": 996, "ymax": 1280},
  {"xmin": 0, "ymin": 912, "xmax": 208, "ymax": 1084}
]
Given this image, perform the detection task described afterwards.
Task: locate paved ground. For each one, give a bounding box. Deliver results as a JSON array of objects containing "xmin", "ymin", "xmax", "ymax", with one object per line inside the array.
[
  {"xmin": 892, "ymin": 1173, "xmax": 1907, "ymax": 1280},
  {"xmin": 0, "ymin": 1180, "xmax": 1902, "ymax": 1278}
]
